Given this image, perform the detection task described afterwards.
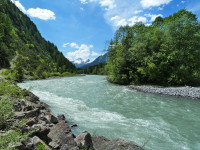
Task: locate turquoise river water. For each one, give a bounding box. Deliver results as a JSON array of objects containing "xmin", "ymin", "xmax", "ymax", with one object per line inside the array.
[{"xmin": 18, "ymin": 75, "xmax": 200, "ymax": 150}]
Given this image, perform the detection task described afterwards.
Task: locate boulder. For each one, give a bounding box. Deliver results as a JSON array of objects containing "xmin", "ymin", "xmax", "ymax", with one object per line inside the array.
[
  {"xmin": 12, "ymin": 142, "xmax": 26, "ymax": 150},
  {"xmin": 32, "ymin": 136, "xmax": 51, "ymax": 150},
  {"xmin": 13, "ymin": 100, "xmax": 26, "ymax": 111},
  {"xmin": 71, "ymin": 124, "xmax": 78, "ymax": 128},
  {"xmin": 92, "ymin": 136, "xmax": 143, "ymax": 150},
  {"xmin": 24, "ymin": 108, "xmax": 40, "ymax": 118},
  {"xmin": 14, "ymin": 112, "xmax": 25, "ymax": 119},
  {"xmin": 74, "ymin": 131, "xmax": 93, "ymax": 148},
  {"xmin": 61, "ymin": 145, "xmax": 79, "ymax": 150},
  {"xmin": 21, "ymin": 137, "xmax": 34, "ymax": 149},
  {"xmin": 23, "ymin": 105, "xmax": 33, "ymax": 111},
  {"xmin": 57, "ymin": 114, "xmax": 66, "ymax": 121},
  {"xmin": 35, "ymin": 125, "xmax": 51, "ymax": 144},
  {"xmin": 25, "ymin": 117, "xmax": 37, "ymax": 126},
  {"xmin": 49, "ymin": 141, "xmax": 60, "ymax": 149},
  {"xmin": 27, "ymin": 91, "xmax": 39, "ymax": 102},
  {"xmin": 44, "ymin": 113, "xmax": 58, "ymax": 124},
  {"xmin": 48, "ymin": 120, "xmax": 77, "ymax": 148}
]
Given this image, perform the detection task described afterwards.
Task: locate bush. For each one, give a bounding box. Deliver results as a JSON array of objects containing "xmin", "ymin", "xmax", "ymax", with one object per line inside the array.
[
  {"xmin": 0, "ymin": 130, "xmax": 30, "ymax": 149},
  {"xmin": 36, "ymin": 144, "xmax": 48, "ymax": 150},
  {"xmin": 61, "ymin": 72, "xmax": 76, "ymax": 77}
]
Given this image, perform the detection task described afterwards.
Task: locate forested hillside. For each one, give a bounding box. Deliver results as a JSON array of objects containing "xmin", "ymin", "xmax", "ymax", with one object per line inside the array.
[
  {"xmin": 106, "ymin": 9, "xmax": 200, "ymax": 86},
  {"xmin": 78, "ymin": 63, "xmax": 107, "ymax": 75},
  {"xmin": 0, "ymin": 0, "xmax": 76, "ymax": 81}
]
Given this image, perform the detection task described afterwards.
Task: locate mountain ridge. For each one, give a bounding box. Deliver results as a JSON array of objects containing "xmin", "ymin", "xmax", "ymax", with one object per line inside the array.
[{"xmin": 73, "ymin": 53, "xmax": 107, "ymax": 69}]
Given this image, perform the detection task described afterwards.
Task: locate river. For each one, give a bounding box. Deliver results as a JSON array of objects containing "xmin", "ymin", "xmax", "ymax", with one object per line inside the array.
[{"xmin": 18, "ymin": 75, "xmax": 200, "ymax": 150}]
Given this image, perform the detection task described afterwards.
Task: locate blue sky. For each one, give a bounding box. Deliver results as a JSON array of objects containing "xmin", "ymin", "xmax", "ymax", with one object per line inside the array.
[{"xmin": 11, "ymin": 0, "xmax": 200, "ymax": 61}]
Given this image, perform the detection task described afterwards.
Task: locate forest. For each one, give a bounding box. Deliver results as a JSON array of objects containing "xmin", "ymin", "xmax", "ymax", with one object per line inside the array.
[
  {"xmin": 106, "ymin": 9, "xmax": 200, "ymax": 86},
  {"xmin": 0, "ymin": 0, "xmax": 76, "ymax": 82}
]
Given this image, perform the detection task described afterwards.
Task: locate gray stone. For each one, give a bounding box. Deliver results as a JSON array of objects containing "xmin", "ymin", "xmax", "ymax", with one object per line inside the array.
[
  {"xmin": 48, "ymin": 120, "xmax": 76, "ymax": 148},
  {"xmin": 75, "ymin": 131, "xmax": 93, "ymax": 148},
  {"xmin": 24, "ymin": 108, "xmax": 40, "ymax": 118},
  {"xmin": 57, "ymin": 114, "xmax": 66, "ymax": 121},
  {"xmin": 61, "ymin": 144, "xmax": 79, "ymax": 150},
  {"xmin": 92, "ymin": 136, "xmax": 143, "ymax": 150},
  {"xmin": 13, "ymin": 100, "xmax": 26, "ymax": 112},
  {"xmin": 45, "ymin": 113, "xmax": 58, "ymax": 124},
  {"xmin": 12, "ymin": 142, "xmax": 26, "ymax": 150},
  {"xmin": 23, "ymin": 105, "xmax": 33, "ymax": 111},
  {"xmin": 28, "ymin": 92, "xmax": 39, "ymax": 102},
  {"xmin": 25, "ymin": 117, "xmax": 37, "ymax": 126},
  {"xmin": 32, "ymin": 136, "xmax": 51, "ymax": 150}
]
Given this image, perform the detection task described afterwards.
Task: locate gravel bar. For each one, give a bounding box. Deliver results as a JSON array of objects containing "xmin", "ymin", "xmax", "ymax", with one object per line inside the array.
[{"xmin": 129, "ymin": 85, "xmax": 200, "ymax": 99}]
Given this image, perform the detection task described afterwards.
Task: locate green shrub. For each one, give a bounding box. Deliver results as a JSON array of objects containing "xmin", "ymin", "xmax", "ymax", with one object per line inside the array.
[
  {"xmin": 36, "ymin": 144, "xmax": 48, "ymax": 150},
  {"xmin": 0, "ymin": 130, "xmax": 30, "ymax": 149},
  {"xmin": 61, "ymin": 72, "xmax": 76, "ymax": 77},
  {"xmin": 0, "ymin": 97, "xmax": 14, "ymax": 130}
]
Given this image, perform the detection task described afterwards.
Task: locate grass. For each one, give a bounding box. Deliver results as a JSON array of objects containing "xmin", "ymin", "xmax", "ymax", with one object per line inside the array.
[
  {"xmin": 0, "ymin": 80, "xmax": 28, "ymax": 99},
  {"xmin": 0, "ymin": 80, "xmax": 32, "ymax": 149},
  {"xmin": 36, "ymin": 144, "xmax": 48, "ymax": 150},
  {"xmin": 0, "ymin": 130, "xmax": 30, "ymax": 150}
]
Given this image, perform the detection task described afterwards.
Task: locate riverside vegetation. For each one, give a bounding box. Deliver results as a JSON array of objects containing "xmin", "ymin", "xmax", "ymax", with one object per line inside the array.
[{"xmin": 106, "ymin": 9, "xmax": 200, "ymax": 86}]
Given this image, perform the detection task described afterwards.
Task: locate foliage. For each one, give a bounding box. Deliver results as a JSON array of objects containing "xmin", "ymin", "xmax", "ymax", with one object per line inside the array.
[
  {"xmin": 0, "ymin": 97, "xmax": 14, "ymax": 130},
  {"xmin": 78, "ymin": 63, "xmax": 107, "ymax": 75},
  {"xmin": 61, "ymin": 72, "xmax": 76, "ymax": 77},
  {"xmin": 0, "ymin": 80, "xmax": 27, "ymax": 98},
  {"xmin": 36, "ymin": 144, "xmax": 48, "ymax": 150},
  {"xmin": 0, "ymin": 80, "xmax": 28, "ymax": 130},
  {"xmin": 0, "ymin": 0, "xmax": 76, "ymax": 81},
  {"xmin": 106, "ymin": 9, "xmax": 200, "ymax": 86},
  {"xmin": 0, "ymin": 130, "xmax": 30, "ymax": 149}
]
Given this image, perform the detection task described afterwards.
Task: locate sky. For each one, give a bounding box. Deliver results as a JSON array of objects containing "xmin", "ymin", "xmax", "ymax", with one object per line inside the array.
[{"xmin": 11, "ymin": 0, "xmax": 200, "ymax": 61}]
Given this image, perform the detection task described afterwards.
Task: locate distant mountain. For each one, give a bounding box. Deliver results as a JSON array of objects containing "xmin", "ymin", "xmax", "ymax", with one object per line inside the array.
[
  {"xmin": 72, "ymin": 58, "xmax": 91, "ymax": 68},
  {"xmin": 79, "ymin": 53, "xmax": 108, "ymax": 69}
]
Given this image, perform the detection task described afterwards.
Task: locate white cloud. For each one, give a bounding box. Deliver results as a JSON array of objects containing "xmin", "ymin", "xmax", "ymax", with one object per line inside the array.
[
  {"xmin": 145, "ymin": 13, "xmax": 163, "ymax": 22},
  {"xmin": 99, "ymin": 0, "xmax": 116, "ymax": 10},
  {"xmin": 80, "ymin": 0, "xmax": 88, "ymax": 4},
  {"xmin": 181, "ymin": 1, "xmax": 185, "ymax": 4},
  {"xmin": 134, "ymin": 10, "xmax": 143, "ymax": 14},
  {"xmin": 65, "ymin": 43, "xmax": 95, "ymax": 60},
  {"xmin": 27, "ymin": 8, "xmax": 56, "ymax": 21},
  {"xmin": 11, "ymin": 0, "xmax": 26, "ymax": 13},
  {"xmin": 63, "ymin": 43, "xmax": 70, "ymax": 48},
  {"xmin": 92, "ymin": 51, "xmax": 100, "ymax": 56},
  {"xmin": 116, "ymin": 19, "xmax": 127, "ymax": 26},
  {"xmin": 141, "ymin": 0, "xmax": 172, "ymax": 8},
  {"xmin": 110, "ymin": 16, "xmax": 119, "ymax": 21},
  {"xmin": 10, "ymin": 0, "xmax": 56, "ymax": 21},
  {"xmin": 128, "ymin": 16, "xmax": 148, "ymax": 26},
  {"xmin": 89, "ymin": 0, "xmax": 116, "ymax": 10}
]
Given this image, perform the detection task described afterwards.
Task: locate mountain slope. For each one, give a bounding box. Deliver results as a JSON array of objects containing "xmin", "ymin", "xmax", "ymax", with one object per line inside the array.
[
  {"xmin": 72, "ymin": 58, "xmax": 90, "ymax": 68},
  {"xmin": 0, "ymin": 0, "xmax": 76, "ymax": 81},
  {"xmin": 79, "ymin": 53, "xmax": 108, "ymax": 69}
]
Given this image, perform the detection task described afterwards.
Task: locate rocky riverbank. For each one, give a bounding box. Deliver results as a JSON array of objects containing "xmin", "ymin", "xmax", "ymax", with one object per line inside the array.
[
  {"xmin": 8, "ymin": 90, "xmax": 143, "ymax": 150},
  {"xmin": 129, "ymin": 85, "xmax": 200, "ymax": 99}
]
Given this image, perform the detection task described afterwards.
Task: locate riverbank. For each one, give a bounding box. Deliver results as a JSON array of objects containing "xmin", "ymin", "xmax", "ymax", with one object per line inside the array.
[
  {"xmin": 129, "ymin": 85, "xmax": 200, "ymax": 99},
  {"xmin": 0, "ymin": 80, "xmax": 143, "ymax": 150}
]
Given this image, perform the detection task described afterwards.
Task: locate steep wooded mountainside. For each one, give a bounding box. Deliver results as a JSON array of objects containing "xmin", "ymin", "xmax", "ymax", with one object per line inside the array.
[
  {"xmin": 81, "ymin": 53, "xmax": 108, "ymax": 69},
  {"xmin": 0, "ymin": 0, "xmax": 76, "ymax": 81}
]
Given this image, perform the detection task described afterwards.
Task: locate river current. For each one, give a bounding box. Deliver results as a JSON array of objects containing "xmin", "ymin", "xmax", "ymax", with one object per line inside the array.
[{"xmin": 18, "ymin": 75, "xmax": 200, "ymax": 150}]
